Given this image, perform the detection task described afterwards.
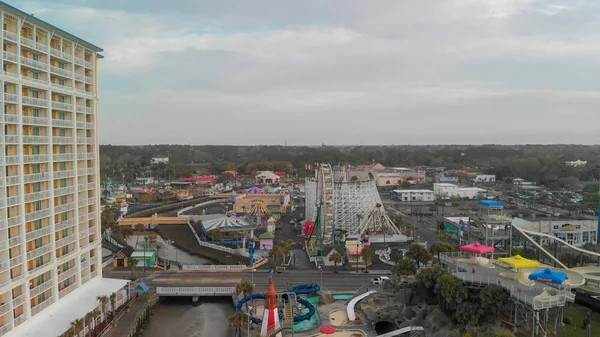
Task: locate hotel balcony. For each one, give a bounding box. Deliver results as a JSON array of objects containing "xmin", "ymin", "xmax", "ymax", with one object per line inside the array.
[
  {"xmin": 53, "ymin": 153, "xmax": 74, "ymax": 161},
  {"xmin": 3, "ymin": 50, "xmax": 17, "ymax": 63},
  {"xmin": 50, "ymin": 65, "xmax": 72, "ymax": 78},
  {"xmin": 22, "ymin": 96, "xmax": 49, "ymax": 108},
  {"xmin": 24, "ymin": 190, "xmax": 52, "ymax": 202},
  {"xmin": 75, "ymin": 104, "xmax": 85, "ymax": 113},
  {"xmin": 55, "ymin": 186, "xmax": 75, "ymax": 196},
  {"xmin": 6, "ymin": 156, "xmax": 20, "ymax": 165},
  {"xmin": 52, "ymin": 119, "xmax": 74, "ymax": 128},
  {"xmin": 31, "ymin": 298, "xmax": 54, "ymax": 316},
  {"xmin": 3, "ymin": 30, "xmax": 17, "ymax": 42},
  {"xmin": 9, "ymin": 254, "xmax": 24, "ymax": 267},
  {"xmin": 54, "ymin": 202, "xmax": 75, "ymax": 214},
  {"xmin": 55, "ymin": 235, "xmax": 76, "ymax": 249},
  {"xmin": 24, "ymin": 172, "xmax": 49, "ymax": 183},
  {"xmin": 5, "ymin": 135, "xmax": 20, "ymax": 144},
  {"xmin": 58, "ymin": 266, "xmax": 77, "ymax": 283},
  {"xmin": 4, "ymin": 113, "xmax": 19, "ymax": 123},
  {"xmin": 55, "ymin": 218, "xmax": 76, "ymax": 231},
  {"xmin": 22, "ymin": 116, "xmax": 49, "ymax": 126},
  {"xmin": 20, "ymin": 36, "xmax": 35, "ymax": 49},
  {"xmin": 84, "ymin": 76, "xmax": 93, "ymax": 84},
  {"xmin": 24, "ymin": 208, "xmax": 51, "ymax": 222},
  {"xmin": 8, "ymin": 216, "xmax": 22, "ymax": 227},
  {"xmin": 54, "ymin": 170, "xmax": 75, "ymax": 179},
  {"xmin": 77, "ymin": 152, "xmax": 86, "ymax": 160},
  {"xmin": 76, "ymin": 121, "xmax": 85, "ymax": 128},
  {"xmin": 59, "ymin": 283, "xmax": 76, "ymax": 299},
  {"xmin": 26, "ymin": 226, "xmax": 52, "ymax": 241},
  {"xmin": 51, "ymin": 101, "xmax": 73, "ymax": 111},
  {"xmin": 30, "ymin": 279, "xmax": 53, "ymax": 298},
  {"xmin": 6, "ymin": 195, "xmax": 20, "ymax": 207},
  {"xmin": 50, "ymin": 48, "xmax": 73, "ymax": 61},
  {"xmin": 23, "ymin": 154, "xmax": 50, "ymax": 164},
  {"xmin": 76, "ymin": 137, "xmax": 87, "ymax": 144},
  {"xmin": 26, "ymin": 243, "xmax": 52, "ymax": 260},
  {"xmin": 20, "ymin": 56, "xmax": 47, "ymax": 71},
  {"xmin": 22, "ymin": 135, "xmax": 49, "ymax": 144}
]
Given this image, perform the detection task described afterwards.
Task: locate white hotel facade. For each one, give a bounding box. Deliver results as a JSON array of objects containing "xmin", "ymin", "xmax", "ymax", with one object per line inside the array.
[{"xmin": 0, "ymin": 2, "xmax": 129, "ymax": 336}]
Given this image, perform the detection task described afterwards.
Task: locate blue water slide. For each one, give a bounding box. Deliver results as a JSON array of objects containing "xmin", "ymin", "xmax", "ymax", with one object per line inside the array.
[{"xmin": 235, "ymin": 284, "xmax": 319, "ymax": 323}]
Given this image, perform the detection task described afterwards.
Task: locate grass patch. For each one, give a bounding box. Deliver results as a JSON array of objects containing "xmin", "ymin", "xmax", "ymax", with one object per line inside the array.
[{"xmin": 515, "ymin": 305, "xmax": 600, "ymax": 337}]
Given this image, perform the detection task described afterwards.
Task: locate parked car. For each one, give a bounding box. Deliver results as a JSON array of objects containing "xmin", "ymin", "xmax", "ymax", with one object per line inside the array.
[{"xmin": 370, "ymin": 276, "xmax": 390, "ymax": 285}]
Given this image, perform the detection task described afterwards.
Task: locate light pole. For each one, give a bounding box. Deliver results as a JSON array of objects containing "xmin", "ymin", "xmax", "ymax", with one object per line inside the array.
[
  {"xmin": 318, "ymin": 265, "xmax": 323, "ymax": 286},
  {"xmin": 251, "ymin": 268, "xmax": 256, "ymax": 286},
  {"xmin": 143, "ymin": 237, "xmax": 148, "ymax": 273}
]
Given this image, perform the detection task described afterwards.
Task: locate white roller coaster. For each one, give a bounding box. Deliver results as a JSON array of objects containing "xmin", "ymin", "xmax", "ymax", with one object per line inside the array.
[{"xmin": 306, "ymin": 164, "xmax": 408, "ymax": 243}]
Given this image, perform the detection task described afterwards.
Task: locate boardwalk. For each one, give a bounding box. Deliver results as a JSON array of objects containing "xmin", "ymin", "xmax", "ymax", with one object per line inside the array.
[{"xmin": 102, "ymin": 295, "xmax": 152, "ymax": 337}]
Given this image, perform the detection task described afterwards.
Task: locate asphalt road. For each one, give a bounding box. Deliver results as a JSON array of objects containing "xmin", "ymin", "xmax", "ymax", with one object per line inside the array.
[{"xmin": 104, "ymin": 269, "xmax": 388, "ymax": 292}]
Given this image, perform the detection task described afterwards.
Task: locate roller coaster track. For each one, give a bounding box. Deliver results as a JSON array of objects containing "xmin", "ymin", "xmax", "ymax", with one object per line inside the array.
[{"xmin": 512, "ymin": 225, "xmax": 600, "ymax": 269}]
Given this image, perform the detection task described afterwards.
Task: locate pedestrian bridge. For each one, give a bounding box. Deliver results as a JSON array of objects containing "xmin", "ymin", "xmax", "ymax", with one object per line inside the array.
[
  {"xmin": 156, "ymin": 286, "xmax": 236, "ymax": 297},
  {"xmin": 118, "ymin": 213, "xmax": 189, "ymax": 226}
]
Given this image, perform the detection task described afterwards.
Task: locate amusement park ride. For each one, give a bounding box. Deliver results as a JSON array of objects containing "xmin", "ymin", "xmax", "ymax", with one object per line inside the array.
[{"xmin": 305, "ymin": 163, "xmax": 409, "ymax": 258}]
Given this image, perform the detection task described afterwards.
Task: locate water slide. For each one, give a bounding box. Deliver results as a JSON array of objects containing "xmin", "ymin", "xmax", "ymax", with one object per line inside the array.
[
  {"xmin": 512, "ymin": 225, "xmax": 600, "ymax": 292},
  {"xmin": 347, "ymin": 290, "xmax": 377, "ymax": 321},
  {"xmin": 236, "ymin": 284, "xmax": 319, "ymax": 324},
  {"xmin": 499, "ymin": 271, "xmax": 536, "ymax": 287},
  {"xmin": 375, "ymin": 326, "xmax": 425, "ymax": 337}
]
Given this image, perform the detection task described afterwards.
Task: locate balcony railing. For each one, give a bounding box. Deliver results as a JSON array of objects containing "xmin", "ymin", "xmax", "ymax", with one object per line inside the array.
[
  {"xmin": 3, "ymin": 30, "xmax": 17, "ymax": 42},
  {"xmin": 22, "ymin": 96, "xmax": 49, "ymax": 107},
  {"xmin": 50, "ymin": 65, "xmax": 72, "ymax": 78},
  {"xmin": 59, "ymin": 283, "xmax": 76, "ymax": 298},
  {"xmin": 77, "ymin": 152, "xmax": 86, "ymax": 160},
  {"xmin": 74, "ymin": 57, "xmax": 84, "ymax": 66},
  {"xmin": 22, "ymin": 116, "xmax": 49, "ymax": 126},
  {"xmin": 20, "ymin": 36, "xmax": 35, "ymax": 48},
  {"xmin": 25, "ymin": 208, "xmax": 51, "ymax": 222},
  {"xmin": 3, "ymin": 93, "xmax": 18, "ymax": 103},
  {"xmin": 78, "ymin": 198, "xmax": 89, "ymax": 208},
  {"xmin": 55, "ymin": 186, "xmax": 75, "ymax": 196},
  {"xmin": 0, "ymin": 260, "xmax": 8, "ymax": 272},
  {"xmin": 31, "ymin": 298, "xmax": 54, "ymax": 316},
  {"xmin": 79, "ymin": 228, "xmax": 89, "ymax": 238},
  {"xmin": 50, "ymin": 48, "xmax": 73, "ymax": 61},
  {"xmin": 30, "ymin": 278, "xmax": 53, "ymax": 298},
  {"xmin": 4, "ymin": 113, "xmax": 19, "ymax": 123},
  {"xmin": 53, "ymin": 153, "xmax": 74, "ymax": 161},
  {"xmin": 22, "ymin": 135, "xmax": 49, "ymax": 144},
  {"xmin": 87, "ymin": 182, "xmax": 96, "ymax": 190},
  {"xmin": 55, "ymin": 218, "xmax": 76, "ymax": 231},
  {"xmin": 20, "ymin": 56, "xmax": 47, "ymax": 70},
  {"xmin": 84, "ymin": 76, "xmax": 93, "ymax": 84},
  {"xmin": 55, "ymin": 202, "xmax": 75, "ymax": 214},
  {"xmin": 12, "ymin": 294, "xmax": 25, "ymax": 309},
  {"xmin": 78, "ymin": 214, "xmax": 88, "ymax": 223},
  {"xmin": 76, "ymin": 137, "xmax": 86, "ymax": 144},
  {"xmin": 58, "ymin": 266, "xmax": 77, "ymax": 282},
  {"xmin": 87, "ymin": 153, "xmax": 96, "ymax": 160},
  {"xmin": 9, "ymin": 254, "xmax": 24, "ymax": 267},
  {"xmin": 24, "ymin": 154, "xmax": 50, "ymax": 163},
  {"xmin": 4, "ymin": 135, "xmax": 19, "ymax": 144},
  {"xmin": 6, "ymin": 196, "xmax": 20, "ymax": 206},
  {"xmin": 0, "ymin": 240, "xmax": 6, "ymax": 251},
  {"xmin": 22, "ymin": 75, "xmax": 49, "ymax": 86},
  {"xmin": 76, "ymin": 121, "xmax": 85, "ymax": 128},
  {"xmin": 2, "ymin": 50, "xmax": 17, "ymax": 62},
  {"xmin": 51, "ymin": 101, "xmax": 73, "ymax": 111},
  {"xmin": 85, "ymin": 107, "xmax": 93, "ymax": 114},
  {"xmin": 52, "ymin": 119, "xmax": 74, "ymax": 128},
  {"xmin": 26, "ymin": 226, "xmax": 52, "ymax": 241},
  {"xmin": 51, "ymin": 82, "xmax": 72, "ymax": 91},
  {"xmin": 26, "ymin": 243, "xmax": 52, "ymax": 260},
  {"xmin": 24, "ymin": 172, "xmax": 49, "ymax": 183},
  {"xmin": 75, "ymin": 104, "xmax": 85, "ymax": 112},
  {"xmin": 24, "ymin": 190, "xmax": 52, "ymax": 202},
  {"xmin": 7, "ymin": 216, "xmax": 22, "ymax": 227},
  {"xmin": 0, "ymin": 299, "xmax": 10, "ymax": 316},
  {"xmin": 77, "ymin": 183, "xmax": 86, "ymax": 191},
  {"xmin": 86, "ymin": 122, "xmax": 95, "ymax": 129},
  {"xmin": 76, "ymin": 168, "xmax": 87, "ymax": 176},
  {"xmin": 74, "ymin": 73, "xmax": 84, "ymax": 82},
  {"xmin": 52, "ymin": 136, "xmax": 71, "ymax": 144},
  {"xmin": 81, "ymin": 259, "xmax": 90, "ymax": 268},
  {"xmin": 86, "ymin": 137, "xmax": 94, "ymax": 144},
  {"xmin": 84, "ymin": 60, "xmax": 92, "ymax": 69},
  {"xmin": 54, "ymin": 170, "xmax": 75, "ymax": 179},
  {"xmin": 36, "ymin": 42, "xmax": 48, "ymax": 53},
  {"xmin": 87, "ymin": 168, "xmax": 96, "ymax": 175},
  {"xmin": 6, "ymin": 175, "xmax": 21, "ymax": 184},
  {"xmin": 55, "ymin": 234, "xmax": 76, "ymax": 248}
]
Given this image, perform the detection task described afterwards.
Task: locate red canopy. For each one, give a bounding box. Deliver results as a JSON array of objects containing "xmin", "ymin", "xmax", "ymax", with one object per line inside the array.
[
  {"xmin": 303, "ymin": 221, "xmax": 316, "ymax": 235},
  {"xmin": 459, "ymin": 242, "xmax": 495, "ymax": 255},
  {"xmin": 320, "ymin": 326, "xmax": 336, "ymax": 334}
]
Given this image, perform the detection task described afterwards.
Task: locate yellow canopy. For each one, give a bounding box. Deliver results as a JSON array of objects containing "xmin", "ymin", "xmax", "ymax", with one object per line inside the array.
[
  {"xmin": 498, "ymin": 255, "xmax": 539, "ymax": 269},
  {"xmin": 267, "ymin": 217, "xmax": 276, "ymax": 223},
  {"xmin": 249, "ymin": 203, "xmax": 270, "ymax": 216}
]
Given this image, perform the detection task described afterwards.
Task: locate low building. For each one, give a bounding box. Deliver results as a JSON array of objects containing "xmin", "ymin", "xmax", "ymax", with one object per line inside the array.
[
  {"xmin": 433, "ymin": 183, "xmax": 486, "ymax": 200},
  {"xmin": 392, "ymin": 189, "xmax": 435, "ymax": 202},
  {"xmin": 130, "ymin": 249, "xmax": 158, "ymax": 267},
  {"xmin": 151, "ymin": 156, "xmax": 169, "ymax": 164},
  {"xmin": 512, "ymin": 217, "xmax": 598, "ymax": 247},
  {"xmin": 259, "ymin": 232, "xmax": 275, "ymax": 250},
  {"xmin": 566, "ymin": 160, "xmax": 587, "ymax": 167},
  {"xmin": 256, "ymin": 171, "xmax": 281, "ymax": 184},
  {"xmin": 233, "ymin": 193, "xmax": 291, "ymax": 215},
  {"xmin": 113, "ymin": 247, "xmax": 135, "ymax": 268},
  {"xmin": 475, "ymin": 174, "xmax": 496, "ymax": 183},
  {"xmin": 439, "ymin": 175, "xmax": 459, "ymax": 183},
  {"xmin": 374, "ymin": 167, "xmax": 426, "ymax": 187}
]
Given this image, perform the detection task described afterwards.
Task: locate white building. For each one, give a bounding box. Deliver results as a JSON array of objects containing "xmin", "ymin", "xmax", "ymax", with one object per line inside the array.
[
  {"xmin": 475, "ymin": 174, "xmax": 496, "ymax": 183},
  {"xmin": 392, "ymin": 190, "xmax": 435, "ymax": 202},
  {"xmin": 512, "ymin": 217, "xmax": 597, "ymax": 247},
  {"xmin": 565, "ymin": 160, "xmax": 587, "ymax": 167},
  {"xmin": 0, "ymin": 3, "xmax": 129, "ymax": 336},
  {"xmin": 150, "ymin": 156, "xmax": 169, "ymax": 165},
  {"xmin": 433, "ymin": 183, "xmax": 486, "ymax": 200},
  {"xmin": 255, "ymin": 171, "xmax": 280, "ymax": 184}
]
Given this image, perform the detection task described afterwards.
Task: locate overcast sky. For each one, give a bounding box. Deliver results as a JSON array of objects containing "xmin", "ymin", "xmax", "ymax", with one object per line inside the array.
[{"xmin": 16, "ymin": 0, "xmax": 600, "ymax": 145}]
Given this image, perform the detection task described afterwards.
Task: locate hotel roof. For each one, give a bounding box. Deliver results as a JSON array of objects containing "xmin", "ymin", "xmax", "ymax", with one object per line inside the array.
[{"xmin": 1, "ymin": 1, "xmax": 103, "ymax": 52}]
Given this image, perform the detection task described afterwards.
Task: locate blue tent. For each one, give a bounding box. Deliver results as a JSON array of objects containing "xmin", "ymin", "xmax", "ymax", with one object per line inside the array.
[
  {"xmin": 478, "ymin": 200, "xmax": 503, "ymax": 207},
  {"xmin": 528, "ymin": 268, "xmax": 567, "ymax": 284},
  {"xmin": 133, "ymin": 281, "xmax": 150, "ymax": 293}
]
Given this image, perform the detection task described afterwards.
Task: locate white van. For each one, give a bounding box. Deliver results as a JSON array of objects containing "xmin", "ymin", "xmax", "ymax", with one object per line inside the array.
[{"xmin": 370, "ymin": 276, "xmax": 390, "ymax": 285}]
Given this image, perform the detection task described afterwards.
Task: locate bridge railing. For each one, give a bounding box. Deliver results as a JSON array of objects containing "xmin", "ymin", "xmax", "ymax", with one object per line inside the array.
[
  {"xmin": 156, "ymin": 286, "xmax": 236, "ymax": 296},
  {"xmin": 187, "ymin": 221, "xmax": 250, "ymax": 258},
  {"xmin": 182, "ymin": 265, "xmax": 246, "ymax": 271}
]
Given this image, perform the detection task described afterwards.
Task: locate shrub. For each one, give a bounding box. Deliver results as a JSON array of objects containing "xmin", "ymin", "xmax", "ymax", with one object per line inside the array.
[{"xmin": 563, "ymin": 316, "xmax": 572, "ymax": 325}]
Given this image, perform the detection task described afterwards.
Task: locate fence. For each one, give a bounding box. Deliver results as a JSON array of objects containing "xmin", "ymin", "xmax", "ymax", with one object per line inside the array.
[
  {"xmin": 156, "ymin": 286, "xmax": 235, "ymax": 296},
  {"xmin": 182, "ymin": 265, "xmax": 245, "ymax": 271},
  {"xmin": 187, "ymin": 221, "xmax": 250, "ymax": 258}
]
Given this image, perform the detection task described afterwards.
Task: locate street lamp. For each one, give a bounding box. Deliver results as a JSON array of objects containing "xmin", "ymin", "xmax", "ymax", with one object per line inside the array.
[
  {"xmin": 318, "ymin": 265, "xmax": 323, "ymax": 286},
  {"xmin": 143, "ymin": 237, "xmax": 149, "ymax": 273},
  {"xmin": 251, "ymin": 268, "xmax": 256, "ymax": 287}
]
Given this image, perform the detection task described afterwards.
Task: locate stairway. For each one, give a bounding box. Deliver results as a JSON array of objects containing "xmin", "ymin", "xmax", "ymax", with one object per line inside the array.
[
  {"xmin": 266, "ymin": 326, "xmax": 284, "ymax": 337},
  {"xmin": 283, "ymin": 304, "xmax": 294, "ymax": 328}
]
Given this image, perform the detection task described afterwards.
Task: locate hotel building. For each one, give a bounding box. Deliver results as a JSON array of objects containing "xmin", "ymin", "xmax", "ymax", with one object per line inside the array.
[{"xmin": 0, "ymin": 2, "xmax": 119, "ymax": 336}]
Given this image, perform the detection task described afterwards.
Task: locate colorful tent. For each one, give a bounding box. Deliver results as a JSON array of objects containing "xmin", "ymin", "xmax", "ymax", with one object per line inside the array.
[
  {"xmin": 303, "ymin": 221, "xmax": 316, "ymax": 235},
  {"xmin": 246, "ymin": 187, "xmax": 262, "ymax": 194},
  {"xmin": 320, "ymin": 326, "xmax": 336, "ymax": 334},
  {"xmin": 249, "ymin": 203, "xmax": 270, "ymax": 216},
  {"xmin": 528, "ymin": 268, "xmax": 568, "ymax": 284},
  {"xmin": 203, "ymin": 217, "xmax": 250, "ymax": 231},
  {"xmin": 498, "ymin": 255, "xmax": 539, "ymax": 269},
  {"xmin": 459, "ymin": 242, "xmax": 495, "ymax": 255}
]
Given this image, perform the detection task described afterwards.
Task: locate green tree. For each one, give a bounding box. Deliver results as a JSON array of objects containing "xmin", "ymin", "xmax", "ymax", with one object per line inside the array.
[
  {"xmin": 329, "ymin": 251, "xmax": 342, "ymax": 270},
  {"xmin": 406, "ymin": 243, "xmax": 431, "ymax": 269},
  {"xmin": 481, "ymin": 286, "xmax": 509, "ymax": 317},
  {"xmin": 401, "ymin": 180, "xmax": 411, "ymax": 189},
  {"xmin": 235, "ymin": 280, "xmax": 254, "ymax": 297},
  {"xmin": 390, "ymin": 248, "xmax": 404, "ymax": 263},
  {"xmin": 134, "ymin": 224, "xmax": 145, "ymax": 247},
  {"xmin": 431, "ymin": 242, "xmax": 454, "ymax": 264},
  {"xmin": 228, "ymin": 312, "xmax": 249, "ymax": 337},
  {"xmin": 393, "ymin": 258, "xmax": 417, "ymax": 276}
]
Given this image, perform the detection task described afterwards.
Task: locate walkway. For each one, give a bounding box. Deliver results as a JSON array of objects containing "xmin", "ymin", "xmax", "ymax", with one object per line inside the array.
[{"xmin": 102, "ymin": 295, "xmax": 150, "ymax": 337}]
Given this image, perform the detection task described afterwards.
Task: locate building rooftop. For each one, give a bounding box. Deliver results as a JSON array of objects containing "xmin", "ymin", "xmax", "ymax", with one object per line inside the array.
[
  {"xmin": 392, "ymin": 189, "xmax": 433, "ymax": 193},
  {"xmin": 6, "ymin": 278, "xmax": 129, "ymax": 337},
  {"xmin": 0, "ymin": 1, "xmax": 103, "ymax": 52},
  {"xmin": 434, "ymin": 183, "xmax": 457, "ymax": 187}
]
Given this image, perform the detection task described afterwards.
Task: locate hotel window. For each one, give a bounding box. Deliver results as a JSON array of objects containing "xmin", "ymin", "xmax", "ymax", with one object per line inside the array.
[
  {"xmin": 61, "ymin": 229, "xmax": 68, "ymax": 238},
  {"xmin": 31, "ymin": 90, "xmax": 39, "ymax": 98},
  {"xmin": 32, "ymin": 108, "xmax": 40, "ymax": 117},
  {"xmin": 31, "ymin": 71, "xmax": 38, "ymax": 80},
  {"xmin": 33, "ymin": 182, "xmax": 41, "ymax": 192},
  {"xmin": 32, "ymin": 127, "xmax": 40, "ymax": 136},
  {"xmin": 34, "ymin": 219, "xmax": 42, "ymax": 230},
  {"xmin": 32, "ymin": 146, "xmax": 41, "ymax": 155},
  {"xmin": 32, "ymin": 53, "xmax": 38, "ymax": 61},
  {"xmin": 35, "ymin": 256, "xmax": 43, "ymax": 267},
  {"xmin": 61, "ymin": 245, "xmax": 68, "ymax": 255},
  {"xmin": 58, "ymin": 111, "xmax": 65, "ymax": 120},
  {"xmin": 60, "ymin": 195, "xmax": 67, "ymax": 204},
  {"xmin": 37, "ymin": 293, "xmax": 46, "ymax": 304},
  {"xmin": 34, "ymin": 238, "xmax": 42, "ymax": 248},
  {"xmin": 59, "ymin": 145, "xmax": 66, "ymax": 153},
  {"xmin": 34, "ymin": 201, "xmax": 42, "ymax": 211},
  {"xmin": 59, "ymin": 162, "xmax": 67, "ymax": 171},
  {"xmin": 32, "ymin": 163, "xmax": 41, "ymax": 173},
  {"xmin": 58, "ymin": 78, "xmax": 65, "ymax": 86},
  {"xmin": 36, "ymin": 275, "xmax": 44, "ymax": 285},
  {"xmin": 58, "ymin": 95, "xmax": 65, "ymax": 103},
  {"xmin": 60, "ymin": 212, "xmax": 67, "ymax": 222},
  {"xmin": 60, "ymin": 178, "xmax": 67, "ymax": 187},
  {"xmin": 58, "ymin": 128, "xmax": 66, "ymax": 137},
  {"xmin": 58, "ymin": 62, "xmax": 65, "ymax": 70}
]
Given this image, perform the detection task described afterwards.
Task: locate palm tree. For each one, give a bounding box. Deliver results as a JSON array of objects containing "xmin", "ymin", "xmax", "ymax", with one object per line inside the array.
[
  {"xmin": 228, "ymin": 312, "xmax": 249, "ymax": 337},
  {"xmin": 109, "ymin": 292, "xmax": 117, "ymax": 318},
  {"xmin": 269, "ymin": 245, "xmax": 284, "ymax": 267},
  {"xmin": 84, "ymin": 311, "xmax": 95, "ymax": 337},
  {"xmin": 432, "ymin": 242, "xmax": 454, "ymax": 264},
  {"xmin": 97, "ymin": 295, "xmax": 109, "ymax": 323},
  {"xmin": 235, "ymin": 280, "xmax": 254, "ymax": 297},
  {"xmin": 361, "ymin": 247, "xmax": 373, "ymax": 271},
  {"xmin": 91, "ymin": 308, "xmax": 101, "ymax": 337}
]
